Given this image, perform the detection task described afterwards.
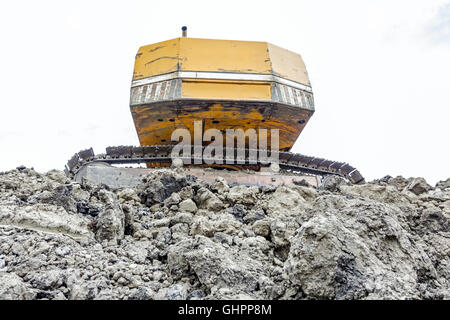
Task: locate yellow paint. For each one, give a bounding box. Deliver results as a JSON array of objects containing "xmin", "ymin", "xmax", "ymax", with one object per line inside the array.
[
  {"xmin": 267, "ymin": 43, "xmax": 310, "ymax": 86},
  {"xmin": 181, "ymin": 80, "xmax": 271, "ymax": 100},
  {"xmin": 133, "ymin": 38, "xmax": 179, "ymax": 80},
  {"xmin": 178, "ymin": 38, "xmax": 271, "ymax": 74},
  {"xmin": 133, "ymin": 38, "xmax": 311, "ymax": 87}
]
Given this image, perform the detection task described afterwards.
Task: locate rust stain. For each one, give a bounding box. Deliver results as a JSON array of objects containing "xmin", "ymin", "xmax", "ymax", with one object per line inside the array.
[
  {"xmin": 144, "ymin": 56, "xmax": 180, "ymax": 67},
  {"xmin": 148, "ymin": 46, "xmax": 165, "ymax": 53}
]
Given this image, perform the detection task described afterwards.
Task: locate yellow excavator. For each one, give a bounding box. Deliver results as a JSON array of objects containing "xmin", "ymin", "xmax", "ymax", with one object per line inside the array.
[{"xmin": 66, "ymin": 27, "xmax": 364, "ymax": 186}]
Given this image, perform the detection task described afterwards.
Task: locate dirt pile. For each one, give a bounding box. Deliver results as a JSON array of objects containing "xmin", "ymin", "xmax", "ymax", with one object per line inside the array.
[{"xmin": 0, "ymin": 167, "xmax": 449, "ymax": 300}]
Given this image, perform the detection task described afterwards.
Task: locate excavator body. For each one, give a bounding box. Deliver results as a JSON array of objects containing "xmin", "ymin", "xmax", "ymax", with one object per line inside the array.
[
  {"xmin": 65, "ymin": 29, "xmax": 364, "ymax": 186},
  {"xmin": 130, "ymin": 37, "xmax": 314, "ymax": 151}
]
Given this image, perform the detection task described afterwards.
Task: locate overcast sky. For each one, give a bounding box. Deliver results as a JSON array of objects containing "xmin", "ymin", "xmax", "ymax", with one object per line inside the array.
[{"xmin": 0, "ymin": 0, "xmax": 448, "ymax": 184}]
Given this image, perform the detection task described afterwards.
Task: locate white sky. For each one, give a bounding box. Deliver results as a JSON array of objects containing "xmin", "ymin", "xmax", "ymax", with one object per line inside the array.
[{"xmin": 0, "ymin": 0, "xmax": 448, "ymax": 184}]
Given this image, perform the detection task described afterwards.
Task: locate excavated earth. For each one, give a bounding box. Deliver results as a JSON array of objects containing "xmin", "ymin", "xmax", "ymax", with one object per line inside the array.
[{"xmin": 0, "ymin": 166, "xmax": 449, "ymax": 300}]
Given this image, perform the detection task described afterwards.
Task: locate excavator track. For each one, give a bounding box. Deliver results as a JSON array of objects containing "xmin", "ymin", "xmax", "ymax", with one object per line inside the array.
[{"xmin": 65, "ymin": 145, "xmax": 365, "ymax": 184}]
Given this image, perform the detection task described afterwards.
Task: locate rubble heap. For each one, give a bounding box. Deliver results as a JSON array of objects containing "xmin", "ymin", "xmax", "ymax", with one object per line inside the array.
[{"xmin": 0, "ymin": 167, "xmax": 449, "ymax": 300}]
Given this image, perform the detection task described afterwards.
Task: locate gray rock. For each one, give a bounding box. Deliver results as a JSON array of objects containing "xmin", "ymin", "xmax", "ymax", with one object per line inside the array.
[
  {"xmin": 0, "ymin": 256, "xmax": 5, "ymax": 270},
  {"xmin": 195, "ymin": 187, "xmax": 223, "ymax": 211},
  {"xmin": 167, "ymin": 236, "xmax": 268, "ymax": 294},
  {"xmin": 320, "ymin": 175, "xmax": 348, "ymax": 192},
  {"xmin": 252, "ymin": 220, "xmax": 271, "ymax": 238},
  {"xmin": 124, "ymin": 241, "xmax": 149, "ymax": 263},
  {"xmin": 156, "ymin": 227, "xmax": 172, "ymax": 245},
  {"xmin": 187, "ymin": 289, "xmax": 206, "ymax": 300},
  {"xmin": 0, "ymin": 272, "xmax": 35, "ymax": 299},
  {"xmin": 243, "ymin": 208, "xmax": 266, "ymax": 224},
  {"xmin": 137, "ymin": 170, "xmax": 194, "ymax": 206},
  {"xmin": 228, "ymin": 204, "xmax": 246, "ymax": 222},
  {"xmin": 46, "ymin": 170, "xmax": 71, "ymax": 184},
  {"xmin": 29, "ymin": 269, "xmax": 66, "ymax": 290},
  {"xmin": 213, "ymin": 232, "xmax": 233, "ymax": 246},
  {"xmin": 179, "ymin": 186, "xmax": 194, "ymax": 200},
  {"xmin": 171, "ymin": 212, "xmax": 194, "ymax": 225},
  {"xmin": 178, "ymin": 199, "xmax": 197, "ymax": 213},
  {"xmin": 407, "ymin": 178, "xmax": 432, "ymax": 195},
  {"xmin": 95, "ymin": 190, "xmax": 125, "ymax": 243},
  {"xmin": 55, "ymin": 246, "xmax": 71, "ymax": 256},
  {"xmin": 76, "ymin": 200, "xmax": 102, "ymax": 217},
  {"xmin": 285, "ymin": 195, "xmax": 436, "ymax": 299},
  {"xmin": 118, "ymin": 188, "xmax": 140, "ymax": 204},
  {"xmin": 164, "ymin": 283, "xmax": 188, "ymax": 300},
  {"xmin": 32, "ymin": 184, "xmax": 77, "ymax": 213},
  {"xmin": 386, "ymin": 176, "xmax": 412, "ymax": 191},
  {"xmin": 190, "ymin": 216, "xmax": 215, "ymax": 237},
  {"xmin": 227, "ymin": 185, "xmax": 259, "ymax": 205},
  {"xmin": 164, "ymin": 193, "xmax": 182, "ymax": 207},
  {"xmin": 436, "ymin": 178, "xmax": 450, "ymax": 190},
  {"xmin": 0, "ymin": 204, "xmax": 92, "ymax": 239},
  {"xmin": 128, "ymin": 287, "xmax": 155, "ymax": 300},
  {"xmin": 212, "ymin": 177, "xmax": 229, "ymax": 194}
]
